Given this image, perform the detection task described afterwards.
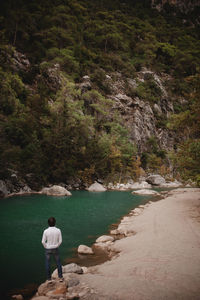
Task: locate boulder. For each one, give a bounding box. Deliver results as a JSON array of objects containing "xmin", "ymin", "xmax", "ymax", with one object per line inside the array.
[
  {"xmin": 0, "ymin": 180, "xmax": 8, "ymax": 197},
  {"xmin": 40, "ymin": 185, "xmax": 72, "ymax": 196},
  {"xmin": 94, "ymin": 241, "xmax": 113, "ymax": 251},
  {"xmin": 96, "ymin": 235, "xmax": 114, "ymax": 243},
  {"xmin": 77, "ymin": 245, "xmax": 94, "ymax": 254},
  {"xmin": 87, "ymin": 182, "xmax": 106, "ymax": 192},
  {"xmin": 132, "ymin": 189, "xmax": 160, "ymax": 195},
  {"xmin": 146, "ymin": 175, "xmax": 166, "ymax": 186},
  {"xmin": 62, "ymin": 263, "xmax": 83, "ymax": 274}
]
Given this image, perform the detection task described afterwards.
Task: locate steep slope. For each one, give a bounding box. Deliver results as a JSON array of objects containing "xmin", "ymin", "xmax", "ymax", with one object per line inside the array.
[{"xmin": 0, "ymin": 0, "xmax": 199, "ymax": 189}]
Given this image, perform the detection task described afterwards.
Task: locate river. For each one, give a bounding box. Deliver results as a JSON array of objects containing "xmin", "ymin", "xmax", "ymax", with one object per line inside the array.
[{"xmin": 0, "ymin": 190, "xmax": 151, "ymax": 299}]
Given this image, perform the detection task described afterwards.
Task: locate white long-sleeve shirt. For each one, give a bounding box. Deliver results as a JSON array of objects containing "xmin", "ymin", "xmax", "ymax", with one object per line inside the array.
[{"xmin": 42, "ymin": 226, "xmax": 62, "ymax": 249}]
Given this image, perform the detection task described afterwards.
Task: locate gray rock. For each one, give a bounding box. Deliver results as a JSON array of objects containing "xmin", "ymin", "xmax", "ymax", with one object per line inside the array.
[
  {"xmin": 146, "ymin": 175, "xmax": 166, "ymax": 186},
  {"xmin": 40, "ymin": 185, "xmax": 72, "ymax": 196},
  {"xmin": 87, "ymin": 182, "xmax": 106, "ymax": 192},
  {"xmin": 63, "ymin": 263, "xmax": 83, "ymax": 274},
  {"xmin": 0, "ymin": 180, "xmax": 8, "ymax": 197},
  {"xmin": 96, "ymin": 235, "xmax": 114, "ymax": 243},
  {"xmin": 77, "ymin": 245, "xmax": 94, "ymax": 254}
]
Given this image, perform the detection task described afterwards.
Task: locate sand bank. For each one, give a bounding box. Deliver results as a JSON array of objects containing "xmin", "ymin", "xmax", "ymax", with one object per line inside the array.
[{"xmin": 79, "ymin": 188, "xmax": 200, "ymax": 300}]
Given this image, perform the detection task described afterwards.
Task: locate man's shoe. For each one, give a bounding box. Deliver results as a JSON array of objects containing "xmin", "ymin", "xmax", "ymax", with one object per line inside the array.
[{"xmin": 59, "ymin": 277, "xmax": 64, "ymax": 282}]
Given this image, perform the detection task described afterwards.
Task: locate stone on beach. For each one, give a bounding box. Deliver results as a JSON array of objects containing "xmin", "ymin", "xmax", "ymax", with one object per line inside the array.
[
  {"xmin": 78, "ymin": 244, "xmax": 94, "ymax": 254},
  {"xmin": 87, "ymin": 182, "xmax": 106, "ymax": 192},
  {"xmin": 63, "ymin": 263, "xmax": 83, "ymax": 274},
  {"xmin": 94, "ymin": 241, "xmax": 114, "ymax": 251},
  {"xmin": 96, "ymin": 235, "xmax": 114, "ymax": 243},
  {"xmin": 40, "ymin": 185, "xmax": 72, "ymax": 196},
  {"xmin": 132, "ymin": 189, "xmax": 160, "ymax": 195},
  {"xmin": 110, "ymin": 229, "xmax": 120, "ymax": 235}
]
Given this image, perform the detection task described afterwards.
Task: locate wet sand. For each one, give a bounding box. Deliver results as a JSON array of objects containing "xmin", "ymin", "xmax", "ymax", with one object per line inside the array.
[{"xmin": 80, "ymin": 188, "xmax": 200, "ymax": 300}]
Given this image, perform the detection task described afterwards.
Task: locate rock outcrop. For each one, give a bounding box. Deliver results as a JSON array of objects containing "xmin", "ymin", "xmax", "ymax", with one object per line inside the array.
[
  {"xmin": 0, "ymin": 180, "xmax": 9, "ymax": 198},
  {"xmin": 0, "ymin": 171, "xmax": 32, "ymax": 198},
  {"xmin": 105, "ymin": 70, "xmax": 177, "ymax": 153}
]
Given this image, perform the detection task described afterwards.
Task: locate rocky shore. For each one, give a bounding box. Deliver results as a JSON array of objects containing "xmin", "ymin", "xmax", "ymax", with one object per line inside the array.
[
  {"xmin": 0, "ymin": 173, "xmax": 187, "ymax": 199},
  {"xmin": 12, "ymin": 188, "xmax": 199, "ymax": 300}
]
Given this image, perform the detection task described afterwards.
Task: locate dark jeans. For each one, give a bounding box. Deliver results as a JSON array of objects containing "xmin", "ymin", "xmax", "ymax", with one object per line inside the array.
[{"xmin": 45, "ymin": 248, "xmax": 63, "ymax": 280}]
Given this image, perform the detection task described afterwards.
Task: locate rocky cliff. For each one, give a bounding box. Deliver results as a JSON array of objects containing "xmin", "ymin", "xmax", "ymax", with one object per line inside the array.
[{"xmin": 80, "ymin": 69, "xmax": 178, "ymax": 154}]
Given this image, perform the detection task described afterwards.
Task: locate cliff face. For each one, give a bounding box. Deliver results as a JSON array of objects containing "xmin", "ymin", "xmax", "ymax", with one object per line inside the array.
[
  {"xmin": 80, "ymin": 69, "xmax": 179, "ymax": 154},
  {"xmin": 151, "ymin": 0, "xmax": 200, "ymax": 12}
]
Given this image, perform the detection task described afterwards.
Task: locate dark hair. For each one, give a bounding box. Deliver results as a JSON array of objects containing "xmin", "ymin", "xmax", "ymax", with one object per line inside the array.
[{"xmin": 48, "ymin": 217, "xmax": 56, "ymax": 227}]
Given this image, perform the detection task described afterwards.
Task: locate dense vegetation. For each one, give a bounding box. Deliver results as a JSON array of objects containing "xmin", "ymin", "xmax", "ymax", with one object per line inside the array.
[{"xmin": 0, "ymin": 0, "xmax": 199, "ymax": 187}]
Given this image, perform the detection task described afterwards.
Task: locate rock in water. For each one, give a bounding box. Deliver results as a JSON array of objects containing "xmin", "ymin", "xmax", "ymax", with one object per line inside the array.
[
  {"xmin": 96, "ymin": 235, "xmax": 114, "ymax": 243},
  {"xmin": 40, "ymin": 185, "xmax": 72, "ymax": 196},
  {"xmin": 77, "ymin": 245, "xmax": 94, "ymax": 254},
  {"xmin": 87, "ymin": 182, "xmax": 106, "ymax": 192}
]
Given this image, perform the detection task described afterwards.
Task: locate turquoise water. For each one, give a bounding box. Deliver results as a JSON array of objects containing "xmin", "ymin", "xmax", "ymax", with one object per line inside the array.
[{"xmin": 0, "ymin": 191, "xmax": 150, "ymax": 298}]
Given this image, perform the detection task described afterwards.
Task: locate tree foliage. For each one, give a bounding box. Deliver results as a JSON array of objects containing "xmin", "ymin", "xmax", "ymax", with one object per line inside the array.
[{"xmin": 0, "ymin": 0, "xmax": 200, "ymax": 185}]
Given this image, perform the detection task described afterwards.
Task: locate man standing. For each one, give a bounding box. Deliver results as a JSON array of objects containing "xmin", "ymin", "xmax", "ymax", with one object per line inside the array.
[{"xmin": 42, "ymin": 217, "xmax": 63, "ymax": 282}]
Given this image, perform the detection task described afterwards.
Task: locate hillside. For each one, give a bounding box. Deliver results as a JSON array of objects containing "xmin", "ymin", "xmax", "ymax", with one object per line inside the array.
[{"xmin": 0, "ymin": 0, "xmax": 200, "ymax": 191}]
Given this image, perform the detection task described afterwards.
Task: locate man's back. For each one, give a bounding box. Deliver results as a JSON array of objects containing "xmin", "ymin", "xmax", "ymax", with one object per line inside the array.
[{"xmin": 42, "ymin": 226, "xmax": 62, "ymax": 249}]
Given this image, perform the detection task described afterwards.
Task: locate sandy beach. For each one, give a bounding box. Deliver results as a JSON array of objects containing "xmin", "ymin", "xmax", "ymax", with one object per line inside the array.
[{"xmin": 78, "ymin": 188, "xmax": 200, "ymax": 300}]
